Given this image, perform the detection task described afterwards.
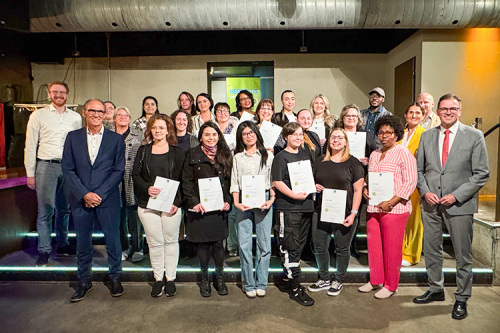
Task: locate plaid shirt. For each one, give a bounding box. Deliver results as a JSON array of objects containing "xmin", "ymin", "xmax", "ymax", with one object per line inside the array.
[{"xmin": 132, "ymin": 116, "xmax": 148, "ymax": 131}]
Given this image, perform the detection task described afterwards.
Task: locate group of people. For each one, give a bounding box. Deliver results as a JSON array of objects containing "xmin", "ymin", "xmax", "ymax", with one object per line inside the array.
[{"xmin": 24, "ymin": 81, "xmax": 489, "ymax": 320}]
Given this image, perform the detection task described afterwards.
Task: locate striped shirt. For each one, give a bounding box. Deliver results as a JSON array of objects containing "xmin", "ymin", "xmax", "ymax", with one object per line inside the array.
[{"xmin": 367, "ymin": 144, "xmax": 417, "ymax": 214}]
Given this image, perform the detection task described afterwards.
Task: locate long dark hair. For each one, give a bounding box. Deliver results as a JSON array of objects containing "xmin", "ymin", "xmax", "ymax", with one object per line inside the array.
[
  {"xmin": 177, "ymin": 91, "xmax": 196, "ymax": 116},
  {"xmin": 235, "ymin": 121, "xmax": 269, "ymax": 172},
  {"xmin": 141, "ymin": 96, "xmax": 159, "ymax": 118},
  {"xmin": 198, "ymin": 122, "xmax": 233, "ymax": 177},
  {"xmin": 235, "ymin": 90, "xmax": 255, "ymax": 112},
  {"xmin": 171, "ymin": 109, "xmax": 193, "ymax": 134}
]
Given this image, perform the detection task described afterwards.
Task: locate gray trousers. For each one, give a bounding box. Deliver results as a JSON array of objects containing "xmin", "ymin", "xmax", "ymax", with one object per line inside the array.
[{"xmin": 422, "ymin": 204, "xmax": 473, "ymax": 302}]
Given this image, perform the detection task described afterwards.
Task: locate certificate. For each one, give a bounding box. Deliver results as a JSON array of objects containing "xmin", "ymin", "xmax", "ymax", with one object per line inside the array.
[
  {"xmin": 368, "ymin": 172, "xmax": 394, "ymax": 205},
  {"xmin": 146, "ymin": 177, "xmax": 180, "ymax": 213},
  {"xmin": 260, "ymin": 120, "xmax": 282, "ymax": 149},
  {"xmin": 223, "ymin": 133, "xmax": 236, "ymax": 150},
  {"xmin": 198, "ymin": 177, "xmax": 224, "ymax": 212},
  {"xmin": 287, "ymin": 160, "xmax": 316, "ymax": 194},
  {"xmin": 309, "ymin": 123, "xmax": 326, "ymax": 141},
  {"xmin": 320, "ymin": 189, "xmax": 347, "ymax": 224},
  {"xmin": 241, "ymin": 175, "xmax": 266, "ymax": 208},
  {"xmin": 240, "ymin": 111, "xmax": 255, "ymax": 122},
  {"xmin": 347, "ymin": 132, "xmax": 366, "ymax": 160}
]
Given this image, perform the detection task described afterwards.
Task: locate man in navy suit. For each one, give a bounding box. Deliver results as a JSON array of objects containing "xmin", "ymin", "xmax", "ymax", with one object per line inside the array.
[
  {"xmin": 62, "ymin": 98, "xmax": 125, "ymax": 302},
  {"xmin": 413, "ymin": 94, "xmax": 489, "ymax": 320}
]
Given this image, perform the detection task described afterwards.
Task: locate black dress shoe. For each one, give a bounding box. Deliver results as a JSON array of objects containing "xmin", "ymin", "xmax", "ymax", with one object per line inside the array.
[
  {"xmin": 413, "ymin": 290, "xmax": 445, "ymax": 304},
  {"xmin": 70, "ymin": 282, "xmax": 93, "ymax": 303},
  {"xmin": 110, "ymin": 279, "xmax": 124, "ymax": 297},
  {"xmin": 452, "ymin": 301, "xmax": 468, "ymax": 320}
]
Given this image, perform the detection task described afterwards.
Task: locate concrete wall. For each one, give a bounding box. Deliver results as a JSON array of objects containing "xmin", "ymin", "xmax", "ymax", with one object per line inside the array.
[{"xmin": 31, "ymin": 53, "xmax": 388, "ymax": 119}]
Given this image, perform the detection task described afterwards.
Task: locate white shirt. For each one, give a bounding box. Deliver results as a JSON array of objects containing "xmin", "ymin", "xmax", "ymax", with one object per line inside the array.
[
  {"xmin": 87, "ymin": 125, "xmax": 105, "ymax": 165},
  {"xmin": 24, "ymin": 104, "xmax": 82, "ymax": 177},
  {"xmin": 285, "ymin": 112, "xmax": 296, "ymax": 123},
  {"xmin": 230, "ymin": 149, "xmax": 274, "ymax": 193},
  {"xmin": 438, "ymin": 121, "xmax": 460, "ymax": 166}
]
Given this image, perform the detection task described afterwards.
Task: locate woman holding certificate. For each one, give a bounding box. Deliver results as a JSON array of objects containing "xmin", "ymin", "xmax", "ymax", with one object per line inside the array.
[
  {"xmin": 309, "ymin": 94, "xmax": 337, "ymax": 144},
  {"xmin": 132, "ymin": 114, "xmax": 186, "ymax": 298},
  {"xmin": 274, "ymin": 109, "xmax": 321, "ymax": 158},
  {"xmin": 271, "ymin": 122, "xmax": 315, "ymax": 306},
  {"xmin": 182, "ymin": 122, "xmax": 233, "ymax": 298},
  {"xmin": 308, "ymin": 128, "xmax": 364, "ymax": 296},
  {"xmin": 231, "ymin": 121, "xmax": 275, "ymax": 298},
  {"xmin": 255, "ymin": 99, "xmax": 277, "ymax": 126},
  {"xmin": 359, "ymin": 115, "xmax": 417, "ymax": 299},
  {"xmin": 398, "ymin": 104, "xmax": 425, "ymax": 267}
]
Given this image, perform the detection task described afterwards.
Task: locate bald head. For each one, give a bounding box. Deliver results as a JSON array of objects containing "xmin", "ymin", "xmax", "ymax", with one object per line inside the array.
[{"xmin": 417, "ymin": 92, "xmax": 434, "ymax": 116}]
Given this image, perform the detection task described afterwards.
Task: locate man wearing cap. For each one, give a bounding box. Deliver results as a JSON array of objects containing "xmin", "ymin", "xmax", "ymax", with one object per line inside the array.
[
  {"xmin": 417, "ymin": 92, "xmax": 441, "ymax": 130},
  {"xmin": 25, "ymin": 81, "xmax": 82, "ymax": 266},
  {"xmin": 360, "ymin": 87, "xmax": 392, "ymax": 153}
]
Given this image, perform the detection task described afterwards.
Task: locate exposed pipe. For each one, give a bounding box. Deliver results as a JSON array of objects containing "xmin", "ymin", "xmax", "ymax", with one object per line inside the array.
[{"xmin": 29, "ymin": 0, "xmax": 500, "ymax": 32}]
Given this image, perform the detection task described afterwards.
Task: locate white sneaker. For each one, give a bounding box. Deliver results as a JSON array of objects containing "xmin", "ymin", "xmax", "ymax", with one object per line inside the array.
[
  {"xmin": 245, "ymin": 290, "xmax": 257, "ymax": 298},
  {"xmin": 131, "ymin": 250, "xmax": 144, "ymax": 263},
  {"xmin": 401, "ymin": 259, "xmax": 412, "ymax": 267},
  {"xmin": 121, "ymin": 251, "xmax": 129, "ymax": 261},
  {"xmin": 256, "ymin": 289, "xmax": 266, "ymax": 297},
  {"xmin": 307, "ymin": 279, "xmax": 331, "ymax": 292},
  {"xmin": 374, "ymin": 287, "xmax": 396, "ymax": 299}
]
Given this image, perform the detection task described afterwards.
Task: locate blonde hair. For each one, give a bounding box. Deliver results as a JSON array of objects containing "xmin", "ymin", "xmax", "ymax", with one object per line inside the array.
[
  {"xmin": 309, "ymin": 94, "xmax": 330, "ymax": 119},
  {"xmin": 297, "ymin": 109, "xmax": 316, "ymax": 152},
  {"xmin": 323, "ymin": 128, "xmax": 350, "ymax": 162}
]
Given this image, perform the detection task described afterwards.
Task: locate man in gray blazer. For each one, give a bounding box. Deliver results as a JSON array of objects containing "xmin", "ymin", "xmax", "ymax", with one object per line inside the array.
[{"xmin": 413, "ymin": 94, "xmax": 489, "ymax": 320}]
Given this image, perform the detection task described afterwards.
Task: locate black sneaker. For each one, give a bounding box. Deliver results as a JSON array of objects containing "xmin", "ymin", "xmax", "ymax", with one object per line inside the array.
[
  {"xmin": 151, "ymin": 281, "xmax": 164, "ymax": 297},
  {"xmin": 165, "ymin": 281, "xmax": 176, "ymax": 297},
  {"xmin": 327, "ymin": 279, "xmax": 343, "ymax": 296},
  {"xmin": 307, "ymin": 279, "xmax": 331, "ymax": 292},
  {"xmin": 110, "ymin": 278, "xmax": 124, "ymax": 297},
  {"xmin": 36, "ymin": 252, "xmax": 50, "ymax": 266},
  {"xmin": 56, "ymin": 245, "xmax": 75, "ymax": 257},
  {"xmin": 289, "ymin": 287, "xmax": 315, "ymax": 306}
]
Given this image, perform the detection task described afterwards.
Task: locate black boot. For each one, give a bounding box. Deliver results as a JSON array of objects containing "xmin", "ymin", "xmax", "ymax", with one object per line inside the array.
[
  {"xmin": 214, "ymin": 268, "xmax": 228, "ymax": 296},
  {"xmin": 199, "ymin": 270, "xmax": 211, "ymax": 297}
]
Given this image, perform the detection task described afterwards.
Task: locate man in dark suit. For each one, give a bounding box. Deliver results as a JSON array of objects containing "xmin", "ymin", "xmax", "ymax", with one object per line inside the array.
[
  {"xmin": 413, "ymin": 94, "xmax": 489, "ymax": 320},
  {"xmin": 62, "ymin": 98, "xmax": 125, "ymax": 302}
]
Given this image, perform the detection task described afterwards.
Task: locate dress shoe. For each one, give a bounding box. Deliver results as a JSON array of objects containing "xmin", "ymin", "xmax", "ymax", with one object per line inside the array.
[
  {"xmin": 110, "ymin": 278, "xmax": 124, "ymax": 297},
  {"xmin": 452, "ymin": 301, "xmax": 468, "ymax": 320},
  {"xmin": 36, "ymin": 252, "xmax": 50, "ymax": 266},
  {"xmin": 70, "ymin": 282, "xmax": 93, "ymax": 303},
  {"xmin": 413, "ymin": 290, "xmax": 445, "ymax": 304}
]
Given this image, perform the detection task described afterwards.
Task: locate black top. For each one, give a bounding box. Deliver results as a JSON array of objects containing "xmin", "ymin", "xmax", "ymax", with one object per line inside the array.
[
  {"xmin": 274, "ymin": 111, "xmax": 297, "ymax": 127},
  {"xmin": 271, "ymin": 149, "xmax": 314, "ymax": 212},
  {"xmin": 313, "ymin": 155, "xmax": 365, "ymax": 217},
  {"xmin": 177, "ymin": 134, "xmax": 190, "ymax": 152},
  {"xmin": 132, "ymin": 144, "xmax": 186, "ymax": 209}
]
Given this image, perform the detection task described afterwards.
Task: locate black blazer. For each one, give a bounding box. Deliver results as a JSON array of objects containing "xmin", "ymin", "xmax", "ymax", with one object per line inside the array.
[
  {"xmin": 181, "ymin": 145, "xmax": 232, "ymax": 210},
  {"xmin": 132, "ymin": 143, "xmax": 186, "ymax": 208},
  {"xmin": 274, "ymin": 111, "xmax": 297, "ymax": 127}
]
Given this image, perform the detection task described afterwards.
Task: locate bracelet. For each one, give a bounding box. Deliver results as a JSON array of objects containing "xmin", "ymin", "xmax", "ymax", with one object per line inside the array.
[
  {"xmin": 387, "ymin": 201, "xmax": 394, "ymax": 210},
  {"xmin": 351, "ymin": 210, "xmax": 358, "ymax": 215}
]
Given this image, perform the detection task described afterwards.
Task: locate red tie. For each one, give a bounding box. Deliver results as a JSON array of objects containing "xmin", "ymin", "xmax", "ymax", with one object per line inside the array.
[{"xmin": 442, "ymin": 129, "xmax": 451, "ymax": 167}]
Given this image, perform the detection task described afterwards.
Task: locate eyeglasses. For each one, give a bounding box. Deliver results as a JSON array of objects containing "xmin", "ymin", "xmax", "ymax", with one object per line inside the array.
[
  {"xmin": 369, "ymin": 94, "xmax": 383, "ymax": 99},
  {"xmin": 377, "ymin": 131, "xmax": 394, "ymax": 137},
  {"xmin": 86, "ymin": 109, "xmax": 105, "ymax": 116},
  {"xmin": 242, "ymin": 130, "xmax": 255, "ymax": 137},
  {"xmin": 151, "ymin": 126, "xmax": 167, "ymax": 131},
  {"xmin": 216, "ymin": 109, "xmax": 229, "ymax": 114},
  {"xmin": 240, "ymin": 96, "xmax": 251, "ymax": 102},
  {"xmin": 330, "ymin": 135, "xmax": 345, "ymax": 141},
  {"xmin": 438, "ymin": 107, "xmax": 460, "ymax": 113},
  {"xmin": 115, "ymin": 114, "xmax": 130, "ymax": 118},
  {"xmin": 260, "ymin": 107, "xmax": 273, "ymax": 111},
  {"xmin": 288, "ymin": 133, "xmax": 304, "ymax": 138}
]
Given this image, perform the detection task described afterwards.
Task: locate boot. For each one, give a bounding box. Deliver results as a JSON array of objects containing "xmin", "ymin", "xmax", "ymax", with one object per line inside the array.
[
  {"xmin": 214, "ymin": 268, "xmax": 228, "ymax": 296},
  {"xmin": 199, "ymin": 270, "xmax": 211, "ymax": 297}
]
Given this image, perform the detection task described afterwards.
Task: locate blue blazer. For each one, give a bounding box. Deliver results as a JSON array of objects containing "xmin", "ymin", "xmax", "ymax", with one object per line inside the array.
[{"xmin": 62, "ymin": 127, "xmax": 125, "ymax": 208}]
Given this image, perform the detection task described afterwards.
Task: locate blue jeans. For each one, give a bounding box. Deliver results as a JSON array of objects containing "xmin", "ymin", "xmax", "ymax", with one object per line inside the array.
[
  {"xmin": 227, "ymin": 204, "xmax": 238, "ymax": 252},
  {"xmin": 35, "ymin": 161, "xmax": 70, "ymax": 254},
  {"xmin": 236, "ymin": 205, "xmax": 273, "ymax": 292}
]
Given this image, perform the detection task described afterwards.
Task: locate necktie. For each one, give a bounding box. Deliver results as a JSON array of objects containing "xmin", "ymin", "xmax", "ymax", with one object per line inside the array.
[{"xmin": 442, "ymin": 129, "xmax": 451, "ymax": 167}]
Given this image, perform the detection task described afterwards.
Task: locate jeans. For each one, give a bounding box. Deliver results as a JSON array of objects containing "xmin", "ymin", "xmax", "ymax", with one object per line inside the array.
[
  {"xmin": 236, "ymin": 206, "xmax": 273, "ymax": 292},
  {"xmin": 138, "ymin": 207, "xmax": 182, "ymax": 281},
  {"xmin": 35, "ymin": 161, "xmax": 70, "ymax": 254},
  {"xmin": 120, "ymin": 205, "xmax": 144, "ymax": 253},
  {"xmin": 226, "ymin": 204, "xmax": 238, "ymax": 252},
  {"xmin": 311, "ymin": 212, "xmax": 358, "ymax": 282}
]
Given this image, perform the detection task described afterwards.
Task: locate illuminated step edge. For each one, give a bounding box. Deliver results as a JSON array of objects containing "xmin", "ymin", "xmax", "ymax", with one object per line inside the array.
[
  {"xmin": 0, "ymin": 266, "xmax": 492, "ymax": 274},
  {"xmin": 22, "ymin": 233, "xmax": 454, "ymax": 239}
]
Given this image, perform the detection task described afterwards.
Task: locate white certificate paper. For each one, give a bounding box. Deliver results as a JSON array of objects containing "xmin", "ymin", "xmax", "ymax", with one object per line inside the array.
[
  {"xmin": 241, "ymin": 175, "xmax": 266, "ymax": 208},
  {"xmin": 320, "ymin": 189, "xmax": 347, "ymax": 224},
  {"xmin": 146, "ymin": 177, "xmax": 180, "ymax": 213},
  {"xmin": 240, "ymin": 111, "xmax": 255, "ymax": 123},
  {"xmin": 309, "ymin": 124, "xmax": 326, "ymax": 141},
  {"xmin": 368, "ymin": 172, "xmax": 394, "ymax": 205},
  {"xmin": 287, "ymin": 160, "xmax": 316, "ymax": 194},
  {"xmin": 198, "ymin": 177, "xmax": 224, "ymax": 212},
  {"xmin": 347, "ymin": 132, "xmax": 366, "ymax": 160},
  {"xmin": 260, "ymin": 120, "xmax": 282, "ymax": 149},
  {"xmin": 223, "ymin": 133, "xmax": 236, "ymax": 150}
]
